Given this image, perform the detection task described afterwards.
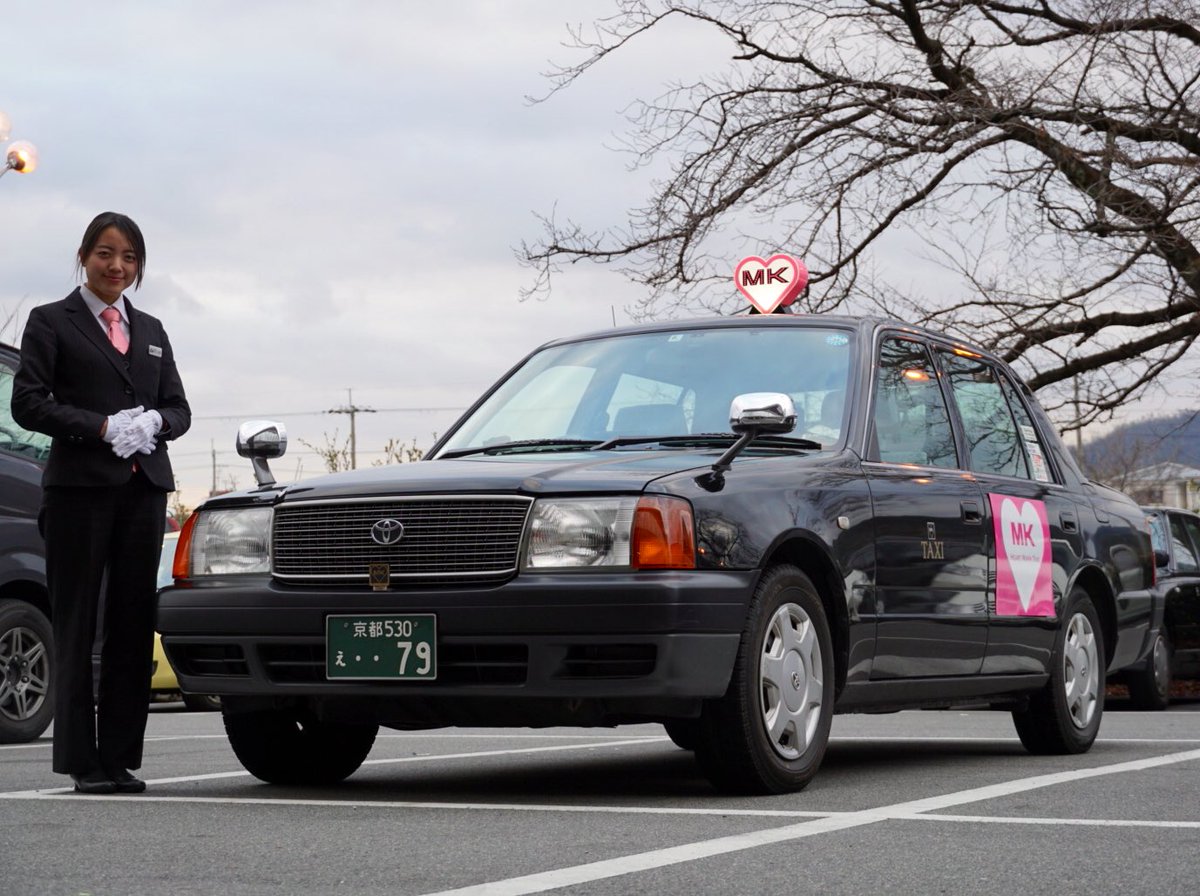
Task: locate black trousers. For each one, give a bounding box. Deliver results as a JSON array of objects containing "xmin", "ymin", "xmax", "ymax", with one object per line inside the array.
[{"xmin": 42, "ymin": 474, "xmax": 167, "ymax": 775}]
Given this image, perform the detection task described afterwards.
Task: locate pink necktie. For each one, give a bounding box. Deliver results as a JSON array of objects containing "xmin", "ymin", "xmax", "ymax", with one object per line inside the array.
[{"xmin": 100, "ymin": 306, "xmax": 129, "ymax": 354}]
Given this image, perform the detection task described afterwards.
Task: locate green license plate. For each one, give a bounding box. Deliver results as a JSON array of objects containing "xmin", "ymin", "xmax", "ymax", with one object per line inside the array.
[{"xmin": 326, "ymin": 614, "xmax": 437, "ymax": 680}]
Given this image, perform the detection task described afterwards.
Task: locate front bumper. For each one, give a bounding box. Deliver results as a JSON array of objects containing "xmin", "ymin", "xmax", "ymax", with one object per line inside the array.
[{"xmin": 156, "ymin": 569, "xmax": 754, "ymax": 712}]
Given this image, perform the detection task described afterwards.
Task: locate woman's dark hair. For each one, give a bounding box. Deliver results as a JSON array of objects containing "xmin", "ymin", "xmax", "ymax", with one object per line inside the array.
[{"xmin": 76, "ymin": 211, "xmax": 147, "ymax": 288}]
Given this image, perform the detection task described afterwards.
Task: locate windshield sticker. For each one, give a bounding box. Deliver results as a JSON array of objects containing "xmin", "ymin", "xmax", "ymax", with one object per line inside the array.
[
  {"xmin": 990, "ymin": 493, "xmax": 1054, "ymax": 617},
  {"xmin": 825, "ymin": 333, "xmax": 849, "ymax": 347}
]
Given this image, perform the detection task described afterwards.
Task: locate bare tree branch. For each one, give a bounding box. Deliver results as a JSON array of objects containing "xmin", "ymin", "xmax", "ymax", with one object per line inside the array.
[{"xmin": 521, "ymin": 0, "xmax": 1200, "ymax": 426}]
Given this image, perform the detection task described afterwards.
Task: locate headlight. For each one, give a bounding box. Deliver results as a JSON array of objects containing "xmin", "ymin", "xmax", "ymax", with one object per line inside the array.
[
  {"xmin": 523, "ymin": 496, "xmax": 695, "ymax": 570},
  {"xmin": 175, "ymin": 507, "xmax": 272, "ymax": 576}
]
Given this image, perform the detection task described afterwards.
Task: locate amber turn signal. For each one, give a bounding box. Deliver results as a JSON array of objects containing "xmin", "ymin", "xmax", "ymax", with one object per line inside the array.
[
  {"xmin": 632, "ymin": 496, "xmax": 695, "ymax": 569},
  {"xmin": 174, "ymin": 512, "xmax": 198, "ymax": 579}
]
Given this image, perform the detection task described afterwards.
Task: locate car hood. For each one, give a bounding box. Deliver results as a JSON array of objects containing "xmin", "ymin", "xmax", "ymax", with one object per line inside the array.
[{"xmin": 267, "ymin": 449, "xmax": 731, "ymax": 503}]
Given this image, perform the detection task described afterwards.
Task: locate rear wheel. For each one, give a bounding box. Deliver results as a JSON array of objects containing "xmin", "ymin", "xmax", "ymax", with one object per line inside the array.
[
  {"xmin": 0, "ymin": 599, "xmax": 54, "ymax": 745},
  {"xmin": 694, "ymin": 565, "xmax": 834, "ymax": 794},
  {"xmin": 182, "ymin": 692, "xmax": 222, "ymax": 712},
  {"xmin": 1126, "ymin": 630, "xmax": 1172, "ymax": 711},
  {"xmin": 1013, "ymin": 588, "xmax": 1104, "ymax": 754},
  {"xmin": 222, "ymin": 702, "xmax": 378, "ymax": 784},
  {"xmin": 663, "ymin": 719, "xmax": 701, "ymax": 751}
]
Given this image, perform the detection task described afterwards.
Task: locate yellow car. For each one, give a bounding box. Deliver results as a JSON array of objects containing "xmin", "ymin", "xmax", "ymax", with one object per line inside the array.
[{"xmin": 152, "ymin": 530, "xmax": 219, "ymax": 711}]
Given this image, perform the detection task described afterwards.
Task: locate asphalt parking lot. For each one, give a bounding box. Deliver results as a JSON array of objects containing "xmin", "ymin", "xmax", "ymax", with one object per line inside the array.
[{"xmin": 2, "ymin": 697, "xmax": 1199, "ymax": 896}]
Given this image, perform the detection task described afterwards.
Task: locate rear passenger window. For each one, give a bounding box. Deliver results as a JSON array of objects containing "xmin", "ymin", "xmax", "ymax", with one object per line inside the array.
[
  {"xmin": 939, "ymin": 351, "xmax": 1029, "ymax": 479},
  {"xmin": 871, "ymin": 338, "xmax": 957, "ymax": 467}
]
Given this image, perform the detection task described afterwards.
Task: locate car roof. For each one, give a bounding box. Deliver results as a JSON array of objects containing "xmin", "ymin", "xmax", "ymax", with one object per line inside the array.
[{"xmin": 535, "ymin": 313, "xmax": 996, "ymax": 360}]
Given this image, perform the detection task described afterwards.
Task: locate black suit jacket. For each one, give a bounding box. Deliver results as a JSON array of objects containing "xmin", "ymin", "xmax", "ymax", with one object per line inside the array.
[{"xmin": 11, "ymin": 288, "xmax": 190, "ymax": 491}]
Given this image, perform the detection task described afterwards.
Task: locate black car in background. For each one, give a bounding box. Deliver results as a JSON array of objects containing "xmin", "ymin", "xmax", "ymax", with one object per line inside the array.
[
  {"xmin": 0, "ymin": 340, "xmax": 52, "ymax": 744},
  {"xmin": 1118, "ymin": 506, "xmax": 1200, "ymax": 710},
  {"xmin": 159, "ymin": 315, "xmax": 1159, "ymax": 794}
]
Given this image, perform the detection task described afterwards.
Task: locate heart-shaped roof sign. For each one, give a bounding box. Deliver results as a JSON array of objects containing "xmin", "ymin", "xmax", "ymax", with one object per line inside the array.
[{"xmin": 734, "ymin": 254, "xmax": 809, "ymax": 314}]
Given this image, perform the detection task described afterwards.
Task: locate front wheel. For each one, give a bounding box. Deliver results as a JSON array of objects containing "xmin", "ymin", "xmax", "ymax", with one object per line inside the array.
[
  {"xmin": 0, "ymin": 599, "xmax": 54, "ymax": 745},
  {"xmin": 1125, "ymin": 630, "xmax": 1172, "ymax": 711},
  {"xmin": 223, "ymin": 702, "xmax": 378, "ymax": 784},
  {"xmin": 694, "ymin": 565, "xmax": 835, "ymax": 794},
  {"xmin": 1013, "ymin": 588, "xmax": 1104, "ymax": 754}
]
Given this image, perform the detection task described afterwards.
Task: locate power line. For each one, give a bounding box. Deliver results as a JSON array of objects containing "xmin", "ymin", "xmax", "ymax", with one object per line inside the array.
[{"xmin": 189, "ymin": 405, "xmax": 463, "ymax": 421}]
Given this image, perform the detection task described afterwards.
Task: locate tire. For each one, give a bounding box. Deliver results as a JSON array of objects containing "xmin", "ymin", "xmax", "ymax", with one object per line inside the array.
[
  {"xmin": 0, "ymin": 599, "xmax": 55, "ymax": 745},
  {"xmin": 182, "ymin": 692, "xmax": 222, "ymax": 712},
  {"xmin": 1126, "ymin": 630, "xmax": 1172, "ymax": 711},
  {"xmin": 663, "ymin": 719, "xmax": 701, "ymax": 751},
  {"xmin": 1012, "ymin": 588, "xmax": 1104, "ymax": 755},
  {"xmin": 222, "ymin": 703, "xmax": 378, "ymax": 784},
  {"xmin": 694, "ymin": 565, "xmax": 834, "ymax": 794}
]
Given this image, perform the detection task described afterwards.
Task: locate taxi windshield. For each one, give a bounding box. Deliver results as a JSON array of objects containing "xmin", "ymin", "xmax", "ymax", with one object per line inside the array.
[{"xmin": 439, "ymin": 325, "xmax": 855, "ymax": 454}]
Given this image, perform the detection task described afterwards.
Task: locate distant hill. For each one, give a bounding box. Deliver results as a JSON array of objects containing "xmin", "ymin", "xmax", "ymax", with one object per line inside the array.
[{"xmin": 1079, "ymin": 410, "xmax": 1200, "ymax": 475}]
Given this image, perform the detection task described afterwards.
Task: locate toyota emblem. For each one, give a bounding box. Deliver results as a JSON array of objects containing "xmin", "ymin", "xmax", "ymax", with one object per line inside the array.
[{"xmin": 370, "ymin": 518, "xmax": 404, "ymax": 545}]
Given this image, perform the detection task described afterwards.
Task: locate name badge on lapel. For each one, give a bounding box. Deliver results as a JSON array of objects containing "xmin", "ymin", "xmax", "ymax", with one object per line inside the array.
[{"xmin": 148, "ymin": 345, "xmax": 163, "ymax": 358}]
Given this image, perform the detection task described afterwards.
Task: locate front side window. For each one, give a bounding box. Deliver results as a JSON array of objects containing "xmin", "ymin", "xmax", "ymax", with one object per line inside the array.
[
  {"xmin": 1169, "ymin": 513, "xmax": 1200, "ymax": 573},
  {"xmin": 871, "ymin": 337, "xmax": 957, "ymax": 467},
  {"xmin": 939, "ymin": 351, "xmax": 1029, "ymax": 479},
  {"xmin": 0, "ymin": 359, "xmax": 51, "ymax": 462}
]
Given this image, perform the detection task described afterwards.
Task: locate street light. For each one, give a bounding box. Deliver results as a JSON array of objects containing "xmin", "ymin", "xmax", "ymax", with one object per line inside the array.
[{"xmin": 0, "ymin": 109, "xmax": 38, "ymax": 179}]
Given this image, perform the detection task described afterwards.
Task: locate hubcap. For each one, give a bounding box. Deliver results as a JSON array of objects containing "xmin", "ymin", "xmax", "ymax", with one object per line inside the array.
[
  {"xmin": 1062, "ymin": 610, "xmax": 1100, "ymax": 729},
  {"xmin": 0, "ymin": 625, "xmax": 50, "ymax": 723},
  {"xmin": 759, "ymin": 602, "xmax": 824, "ymax": 760}
]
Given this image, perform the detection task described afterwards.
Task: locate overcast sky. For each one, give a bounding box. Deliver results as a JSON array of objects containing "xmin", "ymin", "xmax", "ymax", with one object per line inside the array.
[{"xmin": 0, "ymin": 1, "xmax": 1174, "ymax": 509}]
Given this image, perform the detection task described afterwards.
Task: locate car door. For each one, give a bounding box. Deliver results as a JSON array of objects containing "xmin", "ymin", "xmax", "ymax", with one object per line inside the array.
[
  {"xmin": 935, "ymin": 348, "xmax": 1083, "ymax": 675},
  {"xmin": 862, "ymin": 334, "xmax": 988, "ymax": 678},
  {"xmin": 1160, "ymin": 511, "xmax": 1200, "ymax": 676}
]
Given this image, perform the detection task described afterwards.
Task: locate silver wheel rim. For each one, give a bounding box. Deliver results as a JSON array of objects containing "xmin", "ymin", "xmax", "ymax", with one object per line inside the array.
[
  {"xmin": 0, "ymin": 624, "xmax": 50, "ymax": 723},
  {"xmin": 1063, "ymin": 610, "xmax": 1100, "ymax": 729},
  {"xmin": 759, "ymin": 602, "xmax": 825, "ymax": 760}
]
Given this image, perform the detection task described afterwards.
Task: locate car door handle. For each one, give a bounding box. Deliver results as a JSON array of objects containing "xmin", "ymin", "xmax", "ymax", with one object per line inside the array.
[
  {"xmin": 1061, "ymin": 511, "xmax": 1078, "ymax": 533},
  {"xmin": 961, "ymin": 501, "xmax": 982, "ymax": 524}
]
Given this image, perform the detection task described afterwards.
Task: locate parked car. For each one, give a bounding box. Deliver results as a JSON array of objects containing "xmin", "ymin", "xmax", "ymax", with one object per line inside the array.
[
  {"xmin": 159, "ymin": 315, "xmax": 1158, "ymax": 794},
  {"xmin": 152, "ymin": 531, "xmax": 219, "ymax": 711},
  {"xmin": 0, "ymin": 340, "xmax": 52, "ymax": 744},
  {"xmin": 1115, "ymin": 506, "xmax": 1200, "ymax": 710}
]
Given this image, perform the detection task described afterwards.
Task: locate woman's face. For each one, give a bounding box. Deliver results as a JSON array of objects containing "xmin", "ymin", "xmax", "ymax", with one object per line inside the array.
[{"xmin": 81, "ymin": 226, "xmax": 139, "ymax": 304}]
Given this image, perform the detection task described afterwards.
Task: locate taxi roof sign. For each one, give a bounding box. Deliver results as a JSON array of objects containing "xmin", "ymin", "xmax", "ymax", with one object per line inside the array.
[{"xmin": 734, "ymin": 254, "xmax": 808, "ymax": 314}]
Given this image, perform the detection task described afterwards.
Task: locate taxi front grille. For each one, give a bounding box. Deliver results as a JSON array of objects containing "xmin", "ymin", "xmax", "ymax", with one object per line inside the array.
[{"xmin": 271, "ymin": 496, "xmax": 532, "ymax": 584}]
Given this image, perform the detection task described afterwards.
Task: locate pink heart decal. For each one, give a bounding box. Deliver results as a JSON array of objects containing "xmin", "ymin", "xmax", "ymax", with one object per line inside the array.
[{"xmin": 734, "ymin": 254, "xmax": 809, "ymax": 313}]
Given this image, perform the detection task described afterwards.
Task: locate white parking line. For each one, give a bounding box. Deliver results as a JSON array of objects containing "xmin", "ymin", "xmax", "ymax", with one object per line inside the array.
[
  {"xmin": 416, "ymin": 747, "xmax": 1200, "ymax": 896},
  {"xmin": 0, "ymin": 737, "xmax": 668, "ymax": 798}
]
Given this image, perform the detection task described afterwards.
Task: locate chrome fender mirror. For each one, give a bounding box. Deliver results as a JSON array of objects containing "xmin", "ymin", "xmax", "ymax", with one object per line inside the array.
[{"xmin": 237, "ymin": 420, "xmax": 288, "ymax": 487}]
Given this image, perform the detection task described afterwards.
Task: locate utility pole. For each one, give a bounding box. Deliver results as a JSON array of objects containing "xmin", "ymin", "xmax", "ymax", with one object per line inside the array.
[{"xmin": 326, "ymin": 388, "xmax": 376, "ymax": 469}]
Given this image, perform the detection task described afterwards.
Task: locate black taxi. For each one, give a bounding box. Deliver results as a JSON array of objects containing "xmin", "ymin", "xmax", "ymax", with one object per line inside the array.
[{"xmin": 157, "ymin": 315, "xmax": 1158, "ymax": 794}]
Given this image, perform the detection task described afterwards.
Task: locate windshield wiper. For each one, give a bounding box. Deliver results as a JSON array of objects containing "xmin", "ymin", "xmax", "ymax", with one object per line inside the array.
[
  {"xmin": 438, "ymin": 438, "xmax": 604, "ymax": 459},
  {"xmin": 593, "ymin": 433, "xmax": 824, "ymax": 451}
]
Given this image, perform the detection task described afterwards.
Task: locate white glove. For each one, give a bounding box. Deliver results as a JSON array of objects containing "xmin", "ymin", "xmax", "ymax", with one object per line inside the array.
[
  {"xmin": 112, "ymin": 410, "xmax": 162, "ymax": 459},
  {"xmin": 102, "ymin": 406, "xmax": 145, "ymax": 445}
]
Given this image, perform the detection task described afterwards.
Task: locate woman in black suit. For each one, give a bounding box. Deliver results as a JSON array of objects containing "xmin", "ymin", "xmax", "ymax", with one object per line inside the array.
[{"xmin": 11, "ymin": 212, "xmax": 190, "ymax": 794}]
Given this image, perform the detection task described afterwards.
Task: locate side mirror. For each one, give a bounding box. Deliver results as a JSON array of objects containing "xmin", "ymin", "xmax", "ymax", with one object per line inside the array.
[
  {"xmin": 237, "ymin": 420, "xmax": 288, "ymax": 487},
  {"xmin": 1154, "ymin": 549, "xmax": 1171, "ymax": 570},
  {"xmin": 730, "ymin": 392, "xmax": 797, "ymax": 434},
  {"xmin": 700, "ymin": 393, "xmax": 798, "ymax": 491}
]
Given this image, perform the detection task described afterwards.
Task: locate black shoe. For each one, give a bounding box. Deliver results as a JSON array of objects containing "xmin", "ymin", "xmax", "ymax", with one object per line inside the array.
[
  {"xmin": 106, "ymin": 768, "xmax": 146, "ymax": 794},
  {"xmin": 71, "ymin": 770, "xmax": 117, "ymax": 795}
]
